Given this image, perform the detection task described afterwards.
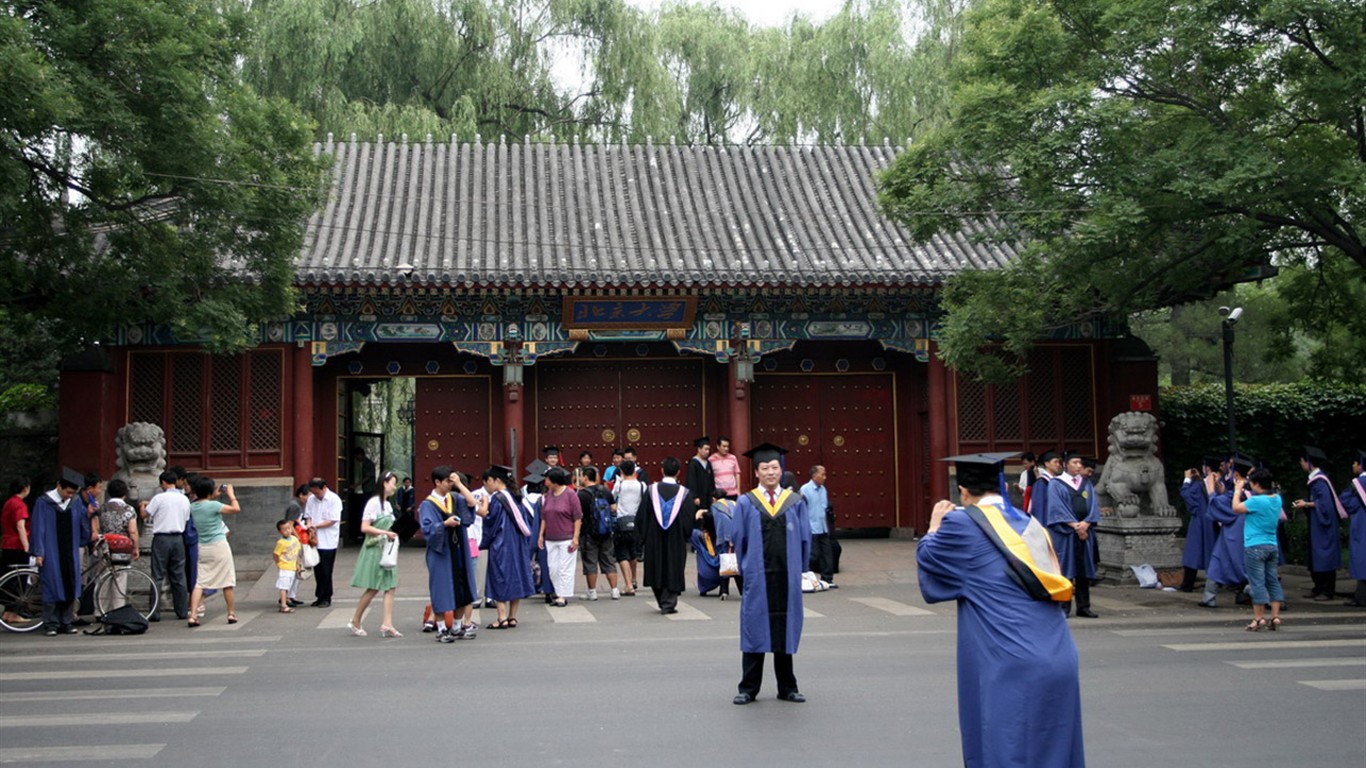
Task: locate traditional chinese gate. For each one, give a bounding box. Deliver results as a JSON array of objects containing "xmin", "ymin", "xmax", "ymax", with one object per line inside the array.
[
  {"xmin": 414, "ymin": 377, "xmax": 494, "ymax": 478},
  {"xmin": 751, "ymin": 373, "xmax": 898, "ymax": 528},
  {"xmin": 535, "ymin": 359, "xmax": 705, "ymax": 476}
]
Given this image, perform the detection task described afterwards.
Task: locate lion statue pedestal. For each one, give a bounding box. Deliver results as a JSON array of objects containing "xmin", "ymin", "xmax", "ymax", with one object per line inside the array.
[
  {"xmin": 1093, "ymin": 411, "xmax": 1184, "ymax": 585},
  {"xmin": 111, "ymin": 422, "xmax": 167, "ymax": 504}
]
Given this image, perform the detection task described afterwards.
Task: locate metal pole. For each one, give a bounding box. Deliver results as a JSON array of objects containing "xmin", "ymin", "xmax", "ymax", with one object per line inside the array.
[{"xmin": 1222, "ymin": 320, "xmax": 1237, "ymax": 456}]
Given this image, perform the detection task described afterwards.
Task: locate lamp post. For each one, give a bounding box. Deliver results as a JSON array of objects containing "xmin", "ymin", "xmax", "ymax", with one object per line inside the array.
[{"xmin": 1219, "ymin": 306, "xmax": 1243, "ymax": 457}]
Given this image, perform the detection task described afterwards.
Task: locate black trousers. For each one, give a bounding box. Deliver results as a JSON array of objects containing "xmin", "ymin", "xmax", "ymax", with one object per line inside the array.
[
  {"xmin": 315, "ymin": 548, "xmax": 337, "ymax": 601},
  {"xmin": 1310, "ymin": 570, "xmax": 1337, "ymax": 598},
  {"xmin": 1071, "ymin": 536, "xmax": 1091, "ymax": 612},
  {"xmin": 652, "ymin": 586, "xmax": 678, "ymax": 612},
  {"xmin": 809, "ymin": 534, "xmax": 834, "ymax": 582},
  {"xmin": 739, "ymin": 652, "xmax": 797, "ymax": 698},
  {"xmin": 1180, "ymin": 566, "xmax": 1199, "ymax": 592}
]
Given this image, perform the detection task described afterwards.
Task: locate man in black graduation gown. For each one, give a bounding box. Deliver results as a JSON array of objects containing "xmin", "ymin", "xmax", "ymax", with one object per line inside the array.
[
  {"xmin": 639, "ymin": 457, "xmax": 696, "ymax": 614},
  {"xmin": 684, "ymin": 436, "xmax": 715, "ymax": 513}
]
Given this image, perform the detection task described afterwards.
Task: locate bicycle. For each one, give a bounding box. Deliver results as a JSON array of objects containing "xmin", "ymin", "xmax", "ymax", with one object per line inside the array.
[
  {"xmin": 84, "ymin": 537, "xmax": 159, "ymax": 621},
  {"xmin": 0, "ymin": 562, "xmax": 43, "ymax": 632}
]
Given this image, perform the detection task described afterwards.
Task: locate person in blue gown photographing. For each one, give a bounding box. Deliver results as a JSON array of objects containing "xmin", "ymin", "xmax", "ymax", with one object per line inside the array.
[{"xmin": 917, "ymin": 452, "xmax": 1086, "ymax": 768}]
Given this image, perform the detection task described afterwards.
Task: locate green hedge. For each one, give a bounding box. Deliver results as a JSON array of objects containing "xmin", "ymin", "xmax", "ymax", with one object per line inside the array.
[{"xmin": 1159, "ymin": 382, "xmax": 1365, "ymax": 565}]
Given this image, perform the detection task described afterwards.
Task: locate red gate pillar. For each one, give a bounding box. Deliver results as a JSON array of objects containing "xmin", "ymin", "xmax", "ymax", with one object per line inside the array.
[
  {"xmin": 503, "ymin": 374, "xmax": 525, "ymax": 471},
  {"xmin": 292, "ymin": 344, "xmax": 315, "ymax": 485},
  {"xmin": 728, "ymin": 361, "xmax": 752, "ymax": 481},
  {"xmin": 927, "ymin": 345, "xmax": 951, "ymax": 506}
]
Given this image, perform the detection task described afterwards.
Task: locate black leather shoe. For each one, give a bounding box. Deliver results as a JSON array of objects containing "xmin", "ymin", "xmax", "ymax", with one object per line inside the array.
[
  {"xmin": 733, "ymin": 693, "xmax": 755, "ymax": 705},
  {"xmin": 780, "ymin": 692, "xmax": 806, "ymax": 703},
  {"xmin": 288, "ymin": 599, "xmax": 304, "ymax": 607},
  {"xmin": 1076, "ymin": 609, "xmax": 1099, "ymax": 618}
]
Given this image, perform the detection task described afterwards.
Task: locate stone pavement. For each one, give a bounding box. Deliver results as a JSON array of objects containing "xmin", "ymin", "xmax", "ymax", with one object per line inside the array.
[{"xmin": 235, "ymin": 536, "xmax": 1365, "ymax": 627}]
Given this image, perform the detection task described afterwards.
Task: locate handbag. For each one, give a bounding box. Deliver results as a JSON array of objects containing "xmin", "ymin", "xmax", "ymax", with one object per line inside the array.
[
  {"xmin": 379, "ymin": 535, "xmax": 399, "ymax": 569},
  {"xmin": 718, "ymin": 551, "xmax": 739, "ymax": 577},
  {"xmin": 301, "ymin": 544, "xmax": 320, "ymax": 568}
]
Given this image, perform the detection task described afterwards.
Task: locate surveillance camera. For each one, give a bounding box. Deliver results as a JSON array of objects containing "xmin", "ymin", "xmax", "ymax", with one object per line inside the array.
[
  {"xmin": 1228, "ymin": 307, "xmax": 1243, "ymax": 323},
  {"xmin": 1218, "ymin": 306, "xmax": 1230, "ymax": 317}
]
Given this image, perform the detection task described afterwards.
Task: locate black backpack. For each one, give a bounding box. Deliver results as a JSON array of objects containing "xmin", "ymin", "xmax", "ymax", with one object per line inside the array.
[
  {"xmin": 85, "ymin": 605, "xmax": 150, "ymax": 636},
  {"xmin": 591, "ymin": 487, "xmax": 614, "ymax": 537}
]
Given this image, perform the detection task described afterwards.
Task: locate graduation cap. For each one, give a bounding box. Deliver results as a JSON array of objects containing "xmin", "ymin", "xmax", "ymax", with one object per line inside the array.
[
  {"xmin": 1081, "ymin": 457, "xmax": 1099, "ymax": 470},
  {"xmin": 484, "ymin": 465, "xmax": 514, "ymax": 484},
  {"xmin": 58, "ymin": 466, "xmax": 84, "ymax": 489},
  {"xmin": 1201, "ymin": 455, "xmax": 1224, "ymax": 471},
  {"xmin": 1301, "ymin": 445, "xmax": 1328, "ymax": 466},
  {"xmin": 542, "ymin": 445, "xmax": 561, "ymax": 456},
  {"xmin": 522, "ymin": 459, "xmax": 550, "ymax": 484},
  {"xmin": 942, "ymin": 452, "xmax": 1019, "ymax": 491},
  {"xmin": 1038, "ymin": 450, "xmax": 1060, "ymax": 463},
  {"xmin": 1354, "ymin": 449, "xmax": 1366, "ymax": 467},
  {"xmin": 1229, "ymin": 456, "xmax": 1257, "ymax": 476},
  {"xmin": 742, "ymin": 442, "xmax": 788, "ymax": 465},
  {"xmin": 694, "ymin": 436, "xmax": 711, "ymax": 448}
]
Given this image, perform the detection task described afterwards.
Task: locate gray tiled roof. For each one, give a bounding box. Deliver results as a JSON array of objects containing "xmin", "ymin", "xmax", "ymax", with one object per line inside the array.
[{"xmin": 297, "ymin": 138, "xmax": 1017, "ymax": 288}]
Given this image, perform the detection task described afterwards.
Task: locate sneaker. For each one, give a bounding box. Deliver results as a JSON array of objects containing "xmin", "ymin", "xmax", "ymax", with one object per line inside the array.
[
  {"xmin": 610, "ymin": 588, "xmax": 621, "ymax": 600},
  {"xmin": 421, "ymin": 621, "xmax": 438, "ymax": 633},
  {"xmin": 436, "ymin": 628, "xmax": 457, "ymax": 644},
  {"xmin": 587, "ymin": 589, "xmax": 598, "ymax": 601},
  {"xmin": 44, "ymin": 629, "xmax": 58, "ymax": 637},
  {"xmin": 460, "ymin": 623, "xmax": 478, "ymax": 639}
]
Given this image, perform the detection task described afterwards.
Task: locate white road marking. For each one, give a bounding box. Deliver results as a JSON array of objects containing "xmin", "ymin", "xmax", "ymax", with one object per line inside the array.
[
  {"xmin": 1162, "ymin": 639, "xmax": 1366, "ymax": 652},
  {"xmin": 547, "ymin": 604, "xmax": 596, "ymax": 623},
  {"xmin": 5, "ymin": 687, "xmax": 226, "ymax": 702},
  {"xmin": 666, "ymin": 601, "xmax": 711, "ymax": 621},
  {"xmin": 2, "ymin": 650, "xmax": 265, "ymax": 664},
  {"xmin": 1299, "ymin": 679, "xmax": 1366, "ymax": 691},
  {"xmin": 803, "ymin": 607, "xmax": 825, "ymax": 618},
  {"xmin": 1228, "ymin": 658, "xmax": 1366, "ymax": 670},
  {"xmin": 0, "ymin": 667, "xmax": 247, "ymax": 682},
  {"xmin": 0, "ymin": 711, "xmax": 196, "ymax": 728},
  {"xmin": 0, "ymin": 744, "xmax": 164, "ymax": 763},
  {"xmin": 1115, "ymin": 624, "xmax": 1365, "ymax": 637},
  {"xmin": 849, "ymin": 597, "xmax": 935, "ymax": 616}
]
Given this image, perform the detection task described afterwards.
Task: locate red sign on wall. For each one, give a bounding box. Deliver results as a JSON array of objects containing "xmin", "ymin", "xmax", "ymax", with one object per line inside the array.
[{"xmin": 1130, "ymin": 394, "xmax": 1153, "ymax": 411}]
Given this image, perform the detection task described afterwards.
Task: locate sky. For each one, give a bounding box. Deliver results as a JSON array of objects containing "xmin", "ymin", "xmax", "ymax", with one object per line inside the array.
[{"xmin": 625, "ymin": 0, "xmax": 843, "ymax": 27}]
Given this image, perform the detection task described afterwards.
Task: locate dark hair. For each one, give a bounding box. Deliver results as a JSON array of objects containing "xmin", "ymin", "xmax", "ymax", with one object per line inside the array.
[
  {"xmin": 809, "ymin": 465, "xmax": 824, "ymax": 478},
  {"xmin": 1248, "ymin": 467, "xmax": 1275, "ymax": 487},
  {"xmin": 717, "ymin": 436, "xmax": 730, "ymax": 445},
  {"xmin": 711, "ymin": 488, "xmax": 729, "ymax": 500},
  {"xmin": 277, "ymin": 518, "xmax": 293, "ymax": 532},
  {"xmin": 308, "ymin": 477, "xmax": 327, "ymax": 489},
  {"xmin": 295, "ymin": 484, "xmax": 309, "ymax": 497},
  {"xmin": 1020, "ymin": 451, "xmax": 1037, "ymax": 462},
  {"xmin": 661, "ymin": 457, "xmax": 681, "ymax": 477},
  {"xmin": 959, "ymin": 476, "xmax": 997, "ymax": 496},
  {"xmin": 781, "ymin": 471, "xmax": 796, "ymax": 489},
  {"xmin": 159, "ymin": 470, "xmax": 178, "ymax": 486},
  {"xmin": 623, "ymin": 446, "xmax": 638, "ymax": 456},
  {"xmin": 611, "ymin": 449, "xmax": 624, "ymax": 458},
  {"xmin": 169, "ymin": 465, "xmax": 187, "ymax": 480},
  {"xmin": 580, "ymin": 466, "xmax": 598, "ymax": 482},
  {"xmin": 106, "ymin": 478, "xmax": 129, "ymax": 500},
  {"xmin": 545, "ymin": 466, "xmax": 571, "ymax": 486},
  {"xmin": 431, "ymin": 465, "xmax": 454, "ymax": 485},
  {"xmin": 57, "ymin": 474, "xmax": 80, "ymax": 490},
  {"xmin": 620, "ymin": 460, "xmax": 636, "ymax": 476},
  {"xmin": 9, "ymin": 477, "xmax": 29, "ymax": 496},
  {"xmin": 83, "ymin": 472, "xmax": 102, "ymax": 489},
  {"xmin": 191, "ymin": 476, "xmax": 216, "ymax": 500},
  {"xmin": 579, "ymin": 450, "xmax": 593, "ymax": 461}
]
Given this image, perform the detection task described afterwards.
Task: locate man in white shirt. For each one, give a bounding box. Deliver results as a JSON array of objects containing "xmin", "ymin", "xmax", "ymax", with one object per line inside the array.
[
  {"xmin": 303, "ymin": 477, "xmax": 343, "ymax": 607},
  {"xmin": 143, "ymin": 470, "xmax": 191, "ymax": 620}
]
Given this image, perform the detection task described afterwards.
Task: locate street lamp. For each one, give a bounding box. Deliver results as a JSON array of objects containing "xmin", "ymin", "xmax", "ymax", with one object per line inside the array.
[{"xmin": 1219, "ymin": 306, "xmax": 1243, "ymax": 457}]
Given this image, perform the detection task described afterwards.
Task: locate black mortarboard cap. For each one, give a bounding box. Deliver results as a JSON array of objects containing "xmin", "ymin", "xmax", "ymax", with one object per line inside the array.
[
  {"xmin": 59, "ymin": 466, "xmax": 84, "ymax": 489},
  {"xmin": 1230, "ymin": 456, "xmax": 1256, "ymax": 475},
  {"xmin": 542, "ymin": 445, "xmax": 561, "ymax": 456},
  {"xmin": 1301, "ymin": 445, "xmax": 1328, "ymax": 465},
  {"xmin": 1202, "ymin": 455, "xmax": 1224, "ymax": 471},
  {"xmin": 1355, "ymin": 449, "xmax": 1366, "ymax": 467},
  {"xmin": 522, "ymin": 459, "xmax": 549, "ymax": 483},
  {"xmin": 485, "ymin": 465, "xmax": 514, "ymax": 484},
  {"xmin": 942, "ymin": 452, "xmax": 1018, "ymax": 490},
  {"xmin": 1038, "ymin": 450, "xmax": 1060, "ymax": 463},
  {"xmin": 1081, "ymin": 457, "xmax": 1098, "ymax": 470},
  {"xmin": 1062, "ymin": 450, "xmax": 1084, "ymax": 461},
  {"xmin": 742, "ymin": 442, "xmax": 788, "ymax": 465},
  {"xmin": 694, "ymin": 436, "xmax": 711, "ymax": 448}
]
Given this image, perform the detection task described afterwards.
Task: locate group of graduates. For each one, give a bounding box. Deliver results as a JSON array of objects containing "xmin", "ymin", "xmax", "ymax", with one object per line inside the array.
[
  {"xmin": 1180, "ymin": 446, "xmax": 1366, "ymax": 609},
  {"xmin": 409, "ymin": 441, "xmax": 816, "ymax": 703},
  {"xmin": 1020, "ymin": 450, "xmax": 1104, "ymax": 618}
]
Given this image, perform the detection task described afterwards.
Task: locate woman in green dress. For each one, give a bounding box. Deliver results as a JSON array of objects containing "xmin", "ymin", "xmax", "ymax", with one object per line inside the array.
[{"xmin": 349, "ymin": 471, "xmax": 401, "ymax": 637}]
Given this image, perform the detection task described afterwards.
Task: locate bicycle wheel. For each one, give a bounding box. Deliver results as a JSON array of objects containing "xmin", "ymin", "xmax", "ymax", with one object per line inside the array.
[
  {"xmin": 94, "ymin": 567, "xmax": 160, "ymax": 620},
  {"xmin": 0, "ymin": 568, "xmax": 44, "ymax": 632}
]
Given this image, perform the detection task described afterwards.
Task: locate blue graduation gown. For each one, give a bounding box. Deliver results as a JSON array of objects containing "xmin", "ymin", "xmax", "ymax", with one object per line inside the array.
[
  {"xmin": 30, "ymin": 492, "xmax": 90, "ymax": 603},
  {"xmin": 420, "ymin": 496, "xmax": 476, "ymax": 613},
  {"xmin": 918, "ymin": 506, "xmax": 1085, "ymax": 768},
  {"xmin": 1339, "ymin": 474, "xmax": 1366, "ymax": 581},
  {"xmin": 1045, "ymin": 477, "xmax": 1099, "ymax": 581},
  {"xmin": 1205, "ymin": 491, "xmax": 1246, "ymax": 586},
  {"xmin": 483, "ymin": 493, "xmax": 534, "ymax": 602},
  {"xmin": 731, "ymin": 489, "xmax": 809, "ymax": 654},
  {"xmin": 691, "ymin": 528, "xmax": 721, "ymax": 595},
  {"xmin": 1179, "ymin": 480, "xmax": 1218, "ymax": 571},
  {"xmin": 711, "ymin": 499, "xmax": 736, "ymax": 546},
  {"xmin": 1306, "ymin": 472, "xmax": 1343, "ymax": 572},
  {"xmin": 1027, "ymin": 476, "xmax": 1052, "ymax": 524}
]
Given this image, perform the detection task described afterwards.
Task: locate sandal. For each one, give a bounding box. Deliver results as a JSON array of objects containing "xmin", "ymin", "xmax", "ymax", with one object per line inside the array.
[
  {"xmin": 486, "ymin": 618, "xmax": 511, "ymax": 630},
  {"xmin": 1268, "ymin": 617, "xmax": 1282, "ymax": 631},
  {"xmin": 1245, "ymin": 618, "xmax": 1267, "ymax": 632},
  {"xmin": 551, "ymin": 599, "xmax": 567, "ymax": 607},
  {"xmin": 507, "ymin": 617, "xmax": 518, "ymax": 628},
  {"xmin": 187, "ymin": 619, "xmax": 200, "ymax": 628},
  {"xmin": 226, "ymin": 614, "xmax": 238, "ymax": 625},
  {"xmin": 278, "ymin": 606, "xmax": 295, "ymax": 613}
]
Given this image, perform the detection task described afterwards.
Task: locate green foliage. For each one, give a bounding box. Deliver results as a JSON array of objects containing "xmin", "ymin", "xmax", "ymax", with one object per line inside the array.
[
  {"xmin": 0, "ymin": 0, "xmax": 330, "ymax": 354},
  {"xmin": 878, "ymin": 0, "xmax": 1366, "ymax": 381},
  {"xmin": 241, "ymin": 0, "xmax": 975, "ymax": 146},
  {"xmin": 0, "ymin": 383, "xmax": 55, "ymax": 415}
]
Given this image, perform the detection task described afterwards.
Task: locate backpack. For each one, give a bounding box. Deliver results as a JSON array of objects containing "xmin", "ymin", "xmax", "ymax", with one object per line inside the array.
[
  {"xmin": 590, "ymin": 487, "xmax": 614, "ymax": 537},
  {"xmin": 85, "ymin": 604, "xmax": 149, "ymax": 636}
]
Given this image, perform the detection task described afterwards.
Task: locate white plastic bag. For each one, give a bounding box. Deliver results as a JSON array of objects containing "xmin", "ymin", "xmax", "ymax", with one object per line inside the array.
[
  {"xmin": 1129, "ymin": 563, "xmax": 1159, "ymax": 589},
  {"xmin": 379, "ymin": 536, "xmax": 400, "ymax": 569}
]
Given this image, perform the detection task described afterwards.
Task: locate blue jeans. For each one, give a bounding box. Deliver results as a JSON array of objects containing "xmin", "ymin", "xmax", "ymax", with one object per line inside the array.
[{"xmin": 1243, "ymin": 544, "xmax": 1284, "ymax": 606}]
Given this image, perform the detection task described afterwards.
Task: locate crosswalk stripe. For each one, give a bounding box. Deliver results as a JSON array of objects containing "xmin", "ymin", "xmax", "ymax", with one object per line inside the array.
[
  {"xmin": 1162, "ymin": 639, "xmax": 1366, "ymax": 652},
  {"xmin": 0, "ymin": 712, "xmax": 196, "ymax": 728},
  {"xmin": 803, "ymin": 607, "xmax": 825, "ymax": 618},
  {"xmin": 2, "ymin": 650, "xmax": 266, "ymax": 664},
  {"xmin": 1115, "ymin": 624, "xmax": 1364, "ymax": 637},
  {"xmin": 1227, "ymin": 658, "xmax": 1366, "ymax": 670},
  {"xmin": 0, "ymin": 667, "xmax": 248, "ymax": 682},
  {"xmin": 0, "ymin": 744, "xmax": 164, "ymax": 763},
  {"xmin": 1298, "ymin": 679, "xmax": 1366, "ymax": 691},
  {"xmin": 666, "ymin": 601, "xmax": 711, "ymax": 621},
  {"xmin": 46, "ymin": 635, "xmax": 282, "ymax": 648},
  {"xmin": 318, "ymin": 608, "xmax": 354, "ymax": 629},
  {"xmin": 547, "ymin": 605, "xmax": 596, "ymax": 623},
  {"xmin": 193, "ymin": 609, "xmax": 261, "ymax": 631},
  {"xmin": 849, "ymin": 597, "xmax": 935, "ymax": 617},
  {"xmin": 6, "ymin": 687, "xmax": 227, "ymax": 702}
]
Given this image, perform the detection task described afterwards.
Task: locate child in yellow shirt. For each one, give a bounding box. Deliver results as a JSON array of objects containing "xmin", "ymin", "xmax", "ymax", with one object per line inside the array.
[{"xmin": 273, "ymin": 519, "xmax": 302, "ymax": 612}]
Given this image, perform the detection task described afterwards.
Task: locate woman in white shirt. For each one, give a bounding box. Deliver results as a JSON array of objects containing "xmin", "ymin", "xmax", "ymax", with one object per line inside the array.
[{"xmin": 612, "ymin": 461, "xmax": 645, "ymax": 595}]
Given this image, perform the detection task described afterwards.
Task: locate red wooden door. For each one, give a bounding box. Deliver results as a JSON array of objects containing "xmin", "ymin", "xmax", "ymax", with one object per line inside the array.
[
  {"xmin": 752, "ymin": 374, "xmax": 898, "ymax": 528},
  {"xmin": 414, "ymin": 377, "xmax": 493, "ymax": 479},
  {"xmin": 535, "ymin": 359, "xmax": 705, "ymax": 478}
]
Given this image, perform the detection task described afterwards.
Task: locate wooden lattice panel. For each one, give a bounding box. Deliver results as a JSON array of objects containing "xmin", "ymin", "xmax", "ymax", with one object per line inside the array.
[
  {"xmin": 248, "ymin": 352, "xmax": 281, "ymax": 452},
  {"xmin": 170, "ymin": 354, "xmax": 203, "ymax": 454},
  {"xmin": 210, "ymin": 357, "xmax": 242, "ymax": 453},
  {"xmin": 128, "ymin": 354, "xmax": 164, "ymax": 426}
]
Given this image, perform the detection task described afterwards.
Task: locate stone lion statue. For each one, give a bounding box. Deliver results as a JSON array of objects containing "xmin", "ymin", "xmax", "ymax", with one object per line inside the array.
[
  {"xmin": 111, "ymin": 422, "xmax": 167, "ymax": 503},
  {"xmin": 1095, "ymin": 411, "xmax": 1175, "ymax": 518}
]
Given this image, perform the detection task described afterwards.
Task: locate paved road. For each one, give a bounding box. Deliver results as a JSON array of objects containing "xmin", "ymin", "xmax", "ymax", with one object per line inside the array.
[{"xmin": 2, "ymin": 540, "xmax": 1361, "ymax": 767}]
